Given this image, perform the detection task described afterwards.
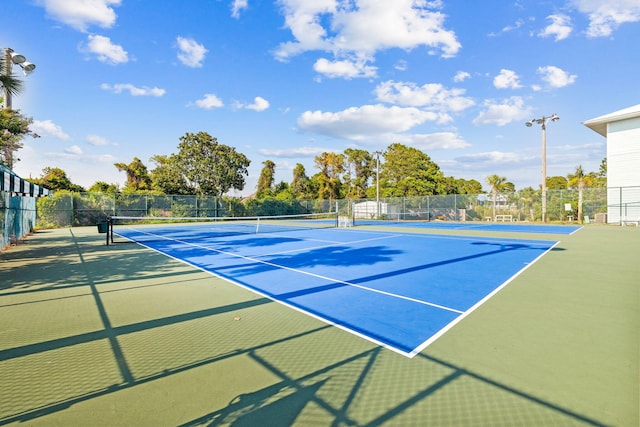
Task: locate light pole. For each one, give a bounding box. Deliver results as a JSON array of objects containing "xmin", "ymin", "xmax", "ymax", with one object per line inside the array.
[
  {"xmin": 526, "ymin": 113, "xmax": 559, "ymax": 223},
  {"xmin": 3, "ymin": 47, "xmax": 36, "ymax": 110},
  {"xmin": 373, "ymin": 150, "xmax": 381, "ymax": 219}
]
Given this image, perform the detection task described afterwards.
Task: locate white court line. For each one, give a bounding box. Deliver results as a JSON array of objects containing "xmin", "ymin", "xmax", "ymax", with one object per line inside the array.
[
  {"xmin": 117, "ymin": 227, "xmax": 464, "ymax": 315},
  {"xmin": 335, "ymin": 226, "xmax": 557, "ymax": 245},
  {"xmin": 406, "ymin": 240, "xmax": 561, "ymax": 357}
]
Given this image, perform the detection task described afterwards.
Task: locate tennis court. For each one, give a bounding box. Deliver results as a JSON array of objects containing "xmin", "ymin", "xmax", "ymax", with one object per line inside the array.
[
  {"xmin": 354, "ymin": 219, "xmax": 582, "ymax": 234},
  {"xmin": 1, "ymin": 220, "xmax": 637, "ymax": 426},
  {"xmin": 111, "ymin": 216, "xmax": 558, "ymax": 356}
]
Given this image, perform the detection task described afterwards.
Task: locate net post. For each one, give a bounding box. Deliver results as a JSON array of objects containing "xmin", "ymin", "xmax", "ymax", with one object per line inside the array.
[
  {"xmin": 107, "ymin": 216, "xmax": 112, "ymax": 245},
  {"xmin": 350, "ymin": 202, "xmax": 355, "ymax": 227}
]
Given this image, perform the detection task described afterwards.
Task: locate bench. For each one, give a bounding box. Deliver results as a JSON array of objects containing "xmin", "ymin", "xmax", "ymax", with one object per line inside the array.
[
  {"xmin": 621, "ymin": 219, "xmax": 639, "ymax": 227},
  {"xmin": 494, "ymin": 214, "xmax": 513, "ymax": 222}
]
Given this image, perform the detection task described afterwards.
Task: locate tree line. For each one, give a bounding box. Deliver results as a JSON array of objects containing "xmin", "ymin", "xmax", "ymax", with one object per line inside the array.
[{"xmin": 16, "ymin": 130, "xmax": 606, "ymax": 201}]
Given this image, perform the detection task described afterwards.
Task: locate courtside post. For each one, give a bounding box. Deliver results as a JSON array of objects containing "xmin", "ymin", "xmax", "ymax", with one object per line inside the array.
[{"xmin": 107, "ymin": 216, "xmax": 112, "ymax": 245}]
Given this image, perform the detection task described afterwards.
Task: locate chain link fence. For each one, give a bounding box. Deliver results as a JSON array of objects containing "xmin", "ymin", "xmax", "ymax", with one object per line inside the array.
[
  {"xmin": 336, "ymin": 188, "xmax": 611, "ymax": 224},
  {"xmin": 4, "ymin": 186, "xmax": 638, "ymax": 249},
  {"xmin": 34, "ymin": 193, "xmax": 337, "ymax": 228},
  {"xmin": 30, "ymin": 188, "xmax": 625, "ymax": 230},
  {"xmin": 1, "ymin": 192, "xmax": 36, "ymax": 249}
]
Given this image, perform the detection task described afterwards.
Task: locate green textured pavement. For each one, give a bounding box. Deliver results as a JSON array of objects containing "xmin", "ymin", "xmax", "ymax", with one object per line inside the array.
[{"xmin": 0, "ymin": 225, "xmax": 638, "ymax": 426}]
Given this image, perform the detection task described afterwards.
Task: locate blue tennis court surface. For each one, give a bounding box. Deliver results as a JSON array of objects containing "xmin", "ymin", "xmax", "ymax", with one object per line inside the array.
[
  {"xmin": 356, "ymin": 220, "xmax": 582, "ymax": 234},
  {"xmin": 115, "ymin": 226, "xmax": 558, "ymax": 357}
]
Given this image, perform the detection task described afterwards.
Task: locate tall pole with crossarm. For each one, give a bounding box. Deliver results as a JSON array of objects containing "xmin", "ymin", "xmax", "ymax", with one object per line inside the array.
[{"xmin": 526, "ymin": 114, "xmax": 559, "ymax": 223}]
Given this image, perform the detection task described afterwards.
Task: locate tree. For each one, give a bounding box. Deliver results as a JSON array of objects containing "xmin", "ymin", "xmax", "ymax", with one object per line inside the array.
[
  {"xmin": 486, "ymin": 174, "xmax": 507, "ymax": 220},
  {"xmin": 547, "ymin": 176, "xmax": 568, "ymax": 190},
  {"xmin": 273, "ymin": 181, "xmax": 293, "ymax": 199},
  {"xmin": 0, "ymin": 56, "xmax": 23, "ymax": 108},
  {"xmin": 343, "ymin": 148, "xmax": 373, "ymax": 199},
  {"xmin": 174, "ymin": 132, "xmax": 250, "ymax": 196},
  {"xmin": 256, "ymin": 160, "xmax": 276, "ymax": 198},
  {"xmin": 115, "ymin": 157, "xmax": 152, "ymax": 192},
  {"xmin": 443, "ymin": 177, "xmax": 483, "ymax": 195},
  {"xmin": 594, "ymin": 157, "xmax": 607, "ymax": 188},
  {"xmin": 382, "ymin": 143, "xmax": 445, "ymax": 197},
  {"xmin": 518, "ymin": 186, "xmax": 538, "ymax": 221},
  {"xmin": 31, "ymin": 167, "xmax": 85, "ymax": 192},
  {"xmin": 290, "ymin": 163, "xmax": 314, "ymax": 199},
  {"xmin": 1, "ymin": 59, "xmax": 39, "ymax": 169},
  {"xmin": 598, "ymin": 157, "xmax": 607, "ymax": 177},
  {"xmin": 314, "ymin": 151, "xmax": 344, "ymax": 200},
  {"xmin": 567, "ymin": 165, "xmax": 598, "ymax": 223},
  {"xmin": 502, "ymin": 181, "xmax": 516, "ymax": 193},
  {"xmin": 88, "ymin": 181, "xmax": 120, "ymax": 194},
  {"xmin": 0, "ymin": 108, "xmax": 39, "ymax": 169},
  {"xmin": 149, "ymin": 154, "xmax": 191, "ymax": 195}
]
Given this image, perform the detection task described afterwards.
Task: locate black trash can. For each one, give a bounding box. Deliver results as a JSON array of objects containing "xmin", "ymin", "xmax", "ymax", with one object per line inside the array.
[{"xmin": 97, "ymin": 220, "xmax": 108, "ymax": 233}]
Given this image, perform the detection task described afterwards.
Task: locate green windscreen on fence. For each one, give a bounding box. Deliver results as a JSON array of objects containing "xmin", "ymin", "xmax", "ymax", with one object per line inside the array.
[{"xmin": 1, "ymin": 192, "xmax": 36, "ymax": 249}]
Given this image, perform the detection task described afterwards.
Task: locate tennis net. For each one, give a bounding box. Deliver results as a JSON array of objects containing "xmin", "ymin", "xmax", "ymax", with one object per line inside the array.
[{"xmin": 107, "ymin": 211, "xmax": 338, "ymax": 244}]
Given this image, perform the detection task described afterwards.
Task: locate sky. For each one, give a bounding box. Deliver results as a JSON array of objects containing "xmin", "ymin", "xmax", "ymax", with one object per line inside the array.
[{"xmin": 3, "ymin": 0, "xmax": 640, "ymax": 195}]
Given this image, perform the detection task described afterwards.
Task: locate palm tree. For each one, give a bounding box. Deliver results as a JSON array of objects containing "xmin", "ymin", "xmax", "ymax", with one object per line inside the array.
[
  {"xmin": 567, "ymin": 165, "xmax": 596, "ymax": 223},
  {"xmin": 1, "ymin": 52, "xmax": 24, "ymax": 109},
  {"xmin": 486, "ymin": 174, "xmax": 507, "ymax": 220}
]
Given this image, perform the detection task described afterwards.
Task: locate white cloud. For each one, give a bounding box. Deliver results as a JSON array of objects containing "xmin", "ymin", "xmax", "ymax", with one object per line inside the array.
[
  {"xmin": 453, "ymin": 151, "xmax": 526, "ymax": 166},
  {"xmin": 39, "ymin": 0, "xmax": 121, "ymax": 32},
  {"xmin": 176, "ymin": 36, "xmax": 207, "ymax": 67},
  {"xmin": 275, "ymin": 0, "xmax": 460, "ymax": 71},
  {"xmin": 235, "ymin": 96, "xmax": 270, "ymax": 111},
  {"xmin": 193, "ymin": 94, "xmax": 224, "ymax": 109},
  {"xmin": 85, "ymin": 35, "xmax": 128, "ymax": 64},
  {"xmin": 453, "ymin": 71, "xmax": 470, "ymax": 82},
  {"xmin": 257, "ymin": 146, "xmax": 328, "ymax": 158},
  {"xmin": 538, "ymin": 14, "xmax": 573, "ymax": 41},
  {"xmin": 502, "ymin": 19, "xmax": 525, "ymax": 33},
  {"xmin": 297, "ymin": 104, "xmax": 441, "ymax": 140},
  {"xmin": 100, "ymin": 83, "xmax": 166, "ymax": 96},
  {"xmin": 40, "ymin": 0, "xmax": 121, "ymax": 32},
  {"xmin": 86, "ymin": 134, "xmax": 114, "ymax": 146},
  {"xmin": 31, "ymin": 120, "xmax": 70, "ymax": 140},
  {"xmin": 65, "ymin": 145, "xmax": 83, "ymax": 155},
  {"xmin": 493, "ymin": 69, "xmax": 522, "ymax": 89},
  {"xmin": 374, "ymin": 80, "xmax": 475, "ymax": 113},
  {"xmin": 488, "ymin": 18, "xmax": 526, "ymax": 37},
  {"xmin": 571, "ymin": 0, "xmax": 640, "ymax": 37},
  {"xmin": 231, "ymin": 0, "xmax": 248, "ymax": 18},
  {"xmin": 394, "ymin": 60, "xmax": 408, "ymax": 71},
  {"xmin": 313, "ymin": 58, "xmax": 377, "ymax": 79},
  {"xmin": 537, "ymin": 65, "xmax": 577, "ymax": 88},
  {"xmin": 49, "ymin": 151, "xmax": 117, "ymax": 163},
  {"xmin": 473, "ymin": 96, "xmax": 532, "ymax": 126},
  {"xmin": 245, "ymin": 96, "xmax": 270, "ymax": 112},
  {"xmin": 394, "ymin": 132, "xmax": 470, "ymax": 150}
]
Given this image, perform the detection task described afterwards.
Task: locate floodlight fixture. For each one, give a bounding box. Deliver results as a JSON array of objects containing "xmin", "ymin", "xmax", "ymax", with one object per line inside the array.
[
  {"xmin": 21, "ymin": 61, "xmax": 36, "ymax": 75},
  {"xmin": 9, "ymin": 50, "xmax": 26, "ymax": 64},
  {"xmin": 3, "ymin": 47, "xmax": 37, "ymax": 110}
]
